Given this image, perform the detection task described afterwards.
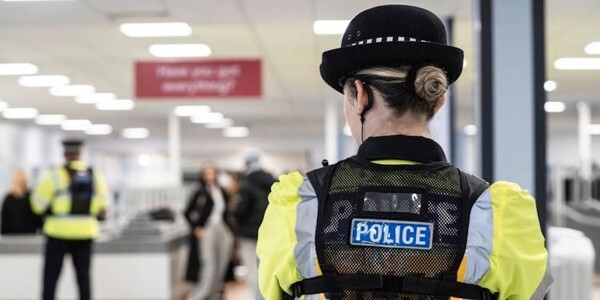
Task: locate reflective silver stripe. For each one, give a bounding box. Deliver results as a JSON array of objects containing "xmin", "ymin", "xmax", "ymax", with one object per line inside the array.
[
  {"xmin": 293, "ymin": 176, "xmax": 320, "ymax": 300},
  {"xmin": 464, "ymin": 188, "xmax": 493, "ymax": 284},
  {"xmin": 530, "ymin": 268, "xmax": 553, "ymax": 300},
  {"xmin": 50, "ymin": 168, "xmax": 61, "ymax": 192},
  {"xmin": 294, "ymin": 177, "xmax": 319, "ymax": 278}
]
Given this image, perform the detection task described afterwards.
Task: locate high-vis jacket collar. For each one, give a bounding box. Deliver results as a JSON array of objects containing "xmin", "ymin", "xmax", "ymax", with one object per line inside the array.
[{"xmin": 357, "ymin": 134, "xmax": 447, "ymax": 163}]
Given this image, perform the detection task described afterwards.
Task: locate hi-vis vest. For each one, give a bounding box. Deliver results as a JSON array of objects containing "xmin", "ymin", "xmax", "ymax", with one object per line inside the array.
[
  {"xmin": 31, "ymin": 161, "xmax": 108, "ymax": 240},
  {"xmin": 257, "ymin": 135, "xmax": 552, "ymax": 300},
  {"xmin": 287, "ymin": 156, "xmax": 495, "ymax": 300}
]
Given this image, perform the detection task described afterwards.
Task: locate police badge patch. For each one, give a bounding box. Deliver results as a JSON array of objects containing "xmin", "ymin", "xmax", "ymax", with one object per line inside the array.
[{"xmin": 350, "ymin": 218, "xmax": 433, "ymax": 250}]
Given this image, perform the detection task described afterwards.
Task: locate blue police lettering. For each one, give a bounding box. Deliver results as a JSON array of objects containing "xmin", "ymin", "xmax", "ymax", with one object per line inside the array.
[{"xmin": 351, "ymin": 219, "xmax": 433, "ymax": 249}]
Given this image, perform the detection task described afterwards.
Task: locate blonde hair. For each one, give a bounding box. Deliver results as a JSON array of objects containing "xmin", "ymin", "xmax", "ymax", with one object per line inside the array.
[
  {"xmin": 10, "ymin": 171, "xmax": 28, "ymax": 198},
  {"xmin": 350, "ymin": 65, "xmax": 448, "ymax": 118}
]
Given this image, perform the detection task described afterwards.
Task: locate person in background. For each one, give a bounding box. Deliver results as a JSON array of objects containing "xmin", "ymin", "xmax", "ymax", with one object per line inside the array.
[
  {"xmin": 30, "ymin": 139, "xmax": 109, "ymax": 300},
  {"xmin": 1, "ymin": 170, "xmax": 41, "ymax": 235},
  {"xmin": 257, "ymin": 5, "xmax": 551, "ymax": 300},
  {"xmin": 186, "ymin": 163, "xmax": 234, "ymax": 300},
  {"xmin": 233, "ymin": 152, "xmax": 275, "ymax": 297}
]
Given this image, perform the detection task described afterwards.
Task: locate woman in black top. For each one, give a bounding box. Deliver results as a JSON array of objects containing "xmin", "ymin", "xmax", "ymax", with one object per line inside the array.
[
  {"xmin": 1, "ymin": 171, "xmax": 41, "ymax": 235},
  {"xmin": 184, "ymin": 163, "xmax": 234, "ymax": 300}
]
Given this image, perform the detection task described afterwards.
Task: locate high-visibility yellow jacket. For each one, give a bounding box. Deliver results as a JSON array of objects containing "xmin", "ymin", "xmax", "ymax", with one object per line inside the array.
[
  {"xmin": 30, "ymin": 160, "xmax": 109, "ymax": 240},
  {"xmin": 257, "ymin": 136, "xmax": 552, "ymax": 300}
]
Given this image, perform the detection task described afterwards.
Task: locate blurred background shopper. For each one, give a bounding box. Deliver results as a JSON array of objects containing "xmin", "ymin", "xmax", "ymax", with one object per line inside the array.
[
  {"xmin": 1, "ymin": 170, "xmax": 40, "ymax": 235},
  {"xmin": 234, "ymin": 152, "xmax": 275, "ymax": 297},
  {"xmin": 187, "ymin": 163, "xmax": 234, "ymax": 300},
  {"xmin": 257, "ymin": 5, "xmax": 551, "ymax": 300},
  {"xmin": 31, "ymin": 139, "xmax": 109, "ymax": 300}
]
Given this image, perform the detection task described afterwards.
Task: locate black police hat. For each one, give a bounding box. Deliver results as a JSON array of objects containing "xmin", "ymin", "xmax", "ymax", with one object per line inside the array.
[
  {"xmin": 320, "ymin": 5, "xmax": 464, "ymax": 94},
  {"xmin": 62, "ymin": 139, "xmax": 84, "ymax": 154}
]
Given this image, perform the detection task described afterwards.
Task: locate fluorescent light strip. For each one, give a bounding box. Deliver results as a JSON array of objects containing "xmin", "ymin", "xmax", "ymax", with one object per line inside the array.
[
  {"xmin": 96, "ymin": 99, "xmax": 135, "ymax": 111},
  {"xmin": 174, "ymin": 105, "xmax": 211, "ymax": 117},
  {"xmin": 313, "ymin": 20, "xmax": 350, "ymax": 35},
  {"xmin": 36, "ymin": 114, "xmax": 66, "ymax": 125},
  {"xmin": 0, "ymin": 102, "xmax": 8, "ymax": 111},
  {"xmin": 223, "ymin": 126, "xmax": 249, "ymax": 138},
  {"xmin": 76, "ymin": 93, "xmax": 116, "ymax": 104},
  {"xmin": 19, "ymin": 75, "xmax": 69, "ymax": 87},
  {"xmin": 122, "ymin": 128, "xmax": 149, "ymax": 139},
  {"xmin": 544, "ymin": 101, "xmax": 566, "ymax": 113},
  {"xmin": 0, "ymin": 63, "xmax": 38, "ymax": 75},
  {"xmin": 554, "ymin": 58, "xmax": 600, "ymax": 70},
  {"xmin": 588, "ymin": 125, "xmax": 600, "ymax": 135},
  {"xmin": 190, "ymin": 112, "xmax": 224, "ymax": 124},
  {"xmin": 3, "ymin": 108, "xmax": 38, "ymax": 119},
  {"xmin": 61, "ymin": 119, "xmax": 91, "ymax": 131},
  {"xmin": 205, "ymin": 118, "xmax": 233, "ymax": 129},
  {"xmin": 149, "ymin": 44, "xmax": 211, "ymax": 58},
  {"xmin": 50, "ymin": 85, "xmax": 95, "ymax": 97},
  {"xmin": 120, "ymin": 22, "xmax": 192, "ymax": 37},
  {"xmin": 464, "ymin": 125, "xmax": 477, "ymax": 136},
  {"xmin": 544, "ymin": 80, "xmax": 557, "ymax": 92},
  {"xmin": 584, "ymin": 42, "xmax": 600, "ymax": 55},
  {"xmin": 85, "ymin": 124, "xmax": 112, "ymax": 135}
]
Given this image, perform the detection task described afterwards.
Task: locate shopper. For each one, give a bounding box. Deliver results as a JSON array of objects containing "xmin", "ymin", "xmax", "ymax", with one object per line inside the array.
[
  {"xmin": 187, "ymin": 163, "xmax": 234, "ymax": 300},
  {"xmin": 1, "ymin": 170, "xmax": 41, "ymax": 235},
  {"xmin": 257, "ymin": 5, "xmax": 552, "ymax": 300},
  {"xmin": 30, "ymin": 139, "xmax": 109, "ymax": 300},
  {"xmin": 233, "ymin": 152, "xmax": 275, "ymax": 297}
]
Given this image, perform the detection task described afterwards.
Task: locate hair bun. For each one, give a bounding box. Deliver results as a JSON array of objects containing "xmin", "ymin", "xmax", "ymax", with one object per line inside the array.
[{"xmin": 413, "ymin": 66, "xmax": 448, "ymax": 103}]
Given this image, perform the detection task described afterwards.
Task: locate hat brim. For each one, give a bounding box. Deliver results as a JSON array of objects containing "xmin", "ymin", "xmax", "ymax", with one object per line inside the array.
[{"xmin": 320, "ymin": 42, "xmax": 464, "ymax": 94}]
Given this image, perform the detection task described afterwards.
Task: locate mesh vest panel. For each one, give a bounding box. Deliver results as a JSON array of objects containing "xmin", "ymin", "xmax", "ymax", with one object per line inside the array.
[{"xmin": 316, "ymin": 158, "xmax": 467, "ymax": 300}]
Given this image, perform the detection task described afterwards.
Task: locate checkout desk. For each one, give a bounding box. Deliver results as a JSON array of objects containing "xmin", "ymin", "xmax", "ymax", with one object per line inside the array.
[{"xmin": 0, "ymin": 217, "xmax": 189, "ymax": 300}]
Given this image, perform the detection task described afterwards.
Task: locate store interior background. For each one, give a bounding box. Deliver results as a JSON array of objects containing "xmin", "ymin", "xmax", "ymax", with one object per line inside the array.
[{"xmin": 0, "ymin": 0, "xmax": 599, "ymax": 299}]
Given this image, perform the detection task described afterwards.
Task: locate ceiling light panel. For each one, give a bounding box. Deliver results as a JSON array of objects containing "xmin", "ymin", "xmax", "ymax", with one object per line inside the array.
[
  {"xmin": 584, "ymin": 42, "xmax": 600, "ymax": 55},
  {"xmin": 75, "ymin": 93, "xmax": 116, "ymax": 104},
  {"xmin": 554, "ymin": 58, "xmax": 600, "ymax": 70},
  {"xmin": 61, "ymin": 119, "xmax": 92, "ymax": 131},
  {"xmin": 50, "ymin": 85, "xmax": 95, "ymax": 97},
  {"xmin": 86, "ymin": 124, "xmax": 112, "ymax": 135},
  {"xmin": 3, "ymin": 108, "xmax": 38, "ymax": 119},
  {"xmin": 0, "ymin": 63, "xmax": 38, "ymax": 75},
  {"xmin": 19, "ymin": 75, "xmax": 69, "ymax": 87},
  {"xmin": 120, "ymin": 22, "xmax": 192, "ymax": 37},
  {"xmin": 149, "ymin": 44, "xmax": 211, "ymax": 58},
  {"xmin": 223, "ymin": 126, "xmax": 249, "ymax": 138},
  {"xmin": 544, "ymin": 101, "xmax": 566, "ymax": 113},
  {"xmin": 205, "ymin": 119, "xmax": 233, "ymax": 129},
  {"xmin": 0, "ymin": 102, "xmax": 8, "ymax": 111},
  {"xmin": 96, "ymin": 100, "xmax": 135, "ymax": 111},
  {"xmin": 174, "ymin": 105, "xmax": 211, "ymax": 117},
  {"xmin": 122, "ymin": 128, "xmax": 149, "ymax": 139},
  {"xmin": 190, "ymin": 112, "xmax": 224, "ymax": 124},
  {"xmin": 36, "ymin": 114, "xmax": 66, "ymax": 125},
  {"xmin": 313, "ymin": 20, "xmax": 350, "ymax": 35}
]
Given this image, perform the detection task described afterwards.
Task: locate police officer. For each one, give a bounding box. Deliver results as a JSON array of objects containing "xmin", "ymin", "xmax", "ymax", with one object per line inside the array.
[
  {"xmin": 31, "ymin": 139, "xmax": 109, "ymax": 300},
  {"xmin": 257, "ymin": 5, "xmax": 552, "ymax": 300}
]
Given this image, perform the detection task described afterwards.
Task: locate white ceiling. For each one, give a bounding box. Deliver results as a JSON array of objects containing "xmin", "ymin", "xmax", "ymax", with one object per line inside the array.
[{"xmin": 0, "ymin": 0, "xmax": 598, "ymax": 156}]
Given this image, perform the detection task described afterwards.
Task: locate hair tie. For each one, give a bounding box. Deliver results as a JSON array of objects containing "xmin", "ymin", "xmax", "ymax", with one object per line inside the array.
[{"xmin": 404, "ymin": 65, "xmax": 422, "ymax": 91}]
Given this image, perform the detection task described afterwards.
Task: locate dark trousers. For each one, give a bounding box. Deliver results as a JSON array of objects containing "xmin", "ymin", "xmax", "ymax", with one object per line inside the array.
[{"xmin": 43, "ymin": 237, "xmax": 93, "ymax": 300}]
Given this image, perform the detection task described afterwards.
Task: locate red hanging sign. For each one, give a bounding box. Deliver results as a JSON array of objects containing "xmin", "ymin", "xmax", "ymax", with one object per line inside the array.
[{"xmin": 135, "ymin": 59, "xmax": 261, "ymax": 99}]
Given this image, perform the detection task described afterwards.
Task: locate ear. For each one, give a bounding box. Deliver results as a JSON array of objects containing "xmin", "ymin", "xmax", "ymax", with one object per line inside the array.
[
  {"xmin": 432, "ymin": 95, "xmax": 446, "ymax": 116},
  {"xmin": 354, "ymin": 80, "xmax": 370, "ymax": 115}
]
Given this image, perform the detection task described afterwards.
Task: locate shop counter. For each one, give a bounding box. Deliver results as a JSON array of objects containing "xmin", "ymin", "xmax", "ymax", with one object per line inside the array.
[{"xmin": 0, "ymin": 221, "xmax": 189, "ymax": 300}]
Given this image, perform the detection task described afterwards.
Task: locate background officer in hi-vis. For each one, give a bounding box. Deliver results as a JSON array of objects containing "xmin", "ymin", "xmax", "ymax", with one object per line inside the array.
[
  {"xmin": 257, "ymin": 5, "xmax": 552, "ymax": 300},
  {"xmin": 31, "ymin": 139, "xmax": 109, "ymax": 300}
]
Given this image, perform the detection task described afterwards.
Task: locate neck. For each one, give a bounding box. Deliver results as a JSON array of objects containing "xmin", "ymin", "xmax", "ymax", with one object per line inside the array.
[{"xmin": 365, "ymin": 112, "xmax": 430, "ymax": 140}]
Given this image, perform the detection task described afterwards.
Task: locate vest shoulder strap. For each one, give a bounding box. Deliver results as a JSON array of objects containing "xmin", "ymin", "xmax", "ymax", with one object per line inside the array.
[
  {"xmin": 306, "ymin": 162, "xmax": 337, "ymax": 201},
  {"xmin": 459, "ymin": 170, "xmax": 490, "ymax": 205}
]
